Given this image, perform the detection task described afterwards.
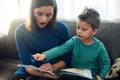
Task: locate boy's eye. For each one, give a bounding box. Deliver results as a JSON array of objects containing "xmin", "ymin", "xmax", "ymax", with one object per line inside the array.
[
  {"xmin": 77, "ymin": 26, "xmax": 87, "ymax": 31},
  {"xmin": 82, "ymin": 28, "xmax": 87, "ymax": 31},
  {"xmin": 77, "ymin": 26, "xmax": 80, "ymax": 29}
]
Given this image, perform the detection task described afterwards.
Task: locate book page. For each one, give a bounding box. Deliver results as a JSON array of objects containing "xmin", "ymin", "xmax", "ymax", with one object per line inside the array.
[
  {"xmin": 60, "ymin": 68, "xmax": 93, "ymax": 79},
  {"xmin": 17, "ymin": 64, "xmax": 54, "ymax": 75}
]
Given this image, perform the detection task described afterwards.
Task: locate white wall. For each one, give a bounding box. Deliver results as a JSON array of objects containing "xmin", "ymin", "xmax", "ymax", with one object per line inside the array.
[
  {"xmin": 107, "ymin": 0, "xmax": 120, "ymax": 20},
  {"xmin": 118, "ymin": 0, "xmax": 120, "ymax": 19}
]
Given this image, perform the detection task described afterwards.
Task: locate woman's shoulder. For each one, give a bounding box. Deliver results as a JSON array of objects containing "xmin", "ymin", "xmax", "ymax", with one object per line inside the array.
[
  {"xmin": 56, "ymin": 21, "xmax": 69, "ymax": 29},
  {"xmin": 15, "ymin": 23, "xmax": 26, "ymax": 34},
  {"xmin": 15, "ymin": 23, "xmax": 26, "ymax": 31}
]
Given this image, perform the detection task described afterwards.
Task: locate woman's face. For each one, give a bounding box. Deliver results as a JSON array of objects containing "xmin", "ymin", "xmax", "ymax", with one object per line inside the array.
[{"xmin": 34, "ymin": 6, "xmax": 54, "ymax": 28}]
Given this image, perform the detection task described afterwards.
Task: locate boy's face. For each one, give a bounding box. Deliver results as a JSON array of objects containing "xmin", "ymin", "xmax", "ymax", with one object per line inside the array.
[{"xmin": 76, "ymin": 19, "xmax": 98, "ymax": 44}]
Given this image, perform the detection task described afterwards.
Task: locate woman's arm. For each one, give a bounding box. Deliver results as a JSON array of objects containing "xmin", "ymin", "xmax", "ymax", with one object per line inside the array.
[
  {"xmin": 52, "ymin": 60, "xmax": 66, "ymax": 71},
  {"xmin": 25, "ymin": 63, "xmax": 62, "ymax": 79},
  {"xmin": 15, "ymin": 24, "xmax": 32, "ymax": 65}
]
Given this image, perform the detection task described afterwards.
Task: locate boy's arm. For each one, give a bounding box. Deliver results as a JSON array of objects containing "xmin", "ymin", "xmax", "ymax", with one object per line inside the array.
[
  {"xmin": 44, "ymin": 38, "xmax": 74, "ymax": 61},
  {"xmin": 33, "ymin": 37, "xmax": 74, "ymax": 61},
  {"xmin": 99, "ymin": 45, "xmax": 111, "ymax": 79}
]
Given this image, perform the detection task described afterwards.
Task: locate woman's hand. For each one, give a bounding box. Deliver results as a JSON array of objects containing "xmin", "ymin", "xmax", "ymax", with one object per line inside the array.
[
  {"xmin": 97, "ymin": 75, "xmax": 102, "ymax": 80},
  {"xmin": 39, "ymin": 63, "xmax": 61, "ymax": 79},
  {"xmin": 43, "ymin": 73, "xmax": 61, "ymax": 79},
  {"xmin": 32, "ymin": 53, "xmax": 46, "ymax": 61},
  {"xmin": 39, "ymin": 63, "xmax": 53, "ymax": 72},
  {"xmin": 25, "ymin": 66, "xmax": 61, "ymax": 79}
]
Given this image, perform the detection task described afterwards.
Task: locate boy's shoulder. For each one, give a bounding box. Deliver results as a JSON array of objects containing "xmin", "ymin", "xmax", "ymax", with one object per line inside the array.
[
  {"xmin": 71, "ymin": 36, "xmax": 78, "ymax": 39},
  {"xmin": 71, "ymin": 36, "xmax": 81, "ymax": 41},
  {"xmin": 93, "ymin": 37, "xmax": 105, "ymax": 46}
]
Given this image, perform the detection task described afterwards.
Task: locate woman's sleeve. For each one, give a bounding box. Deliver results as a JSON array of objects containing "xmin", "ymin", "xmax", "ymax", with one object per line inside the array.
[
  {"xmin": 15, "ymin": 24, "xmax": 32, "ymax": 65},
  {"xmin": 44, "ymin": 22, "xmax": 74, "ymax": 66},
  {"xmin": 58, "ymin": 23, "xmax": 71, "ymax": 66}
]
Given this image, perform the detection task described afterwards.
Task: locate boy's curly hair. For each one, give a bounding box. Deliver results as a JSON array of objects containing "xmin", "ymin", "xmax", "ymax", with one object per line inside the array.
[{"xmin": 78, "ymin": 8, "xmax": 100, "ymax": 29}]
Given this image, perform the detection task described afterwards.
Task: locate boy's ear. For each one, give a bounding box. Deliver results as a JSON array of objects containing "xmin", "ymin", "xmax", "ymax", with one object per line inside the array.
[{"xmin": 92, "ymin": 28, "xmax": 98, "ymax": 35}]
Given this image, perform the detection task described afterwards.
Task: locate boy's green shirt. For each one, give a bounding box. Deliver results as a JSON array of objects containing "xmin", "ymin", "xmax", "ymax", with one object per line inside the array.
[{"xmin": 44, "ymin": 36, "xmax": 110, "ymax": 79}]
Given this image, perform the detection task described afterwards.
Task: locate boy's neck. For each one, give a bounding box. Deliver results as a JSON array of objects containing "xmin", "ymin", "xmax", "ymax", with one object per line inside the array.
[{"xmin": 82, "ymin": 38, "xmax": 94, "ymax": 45}]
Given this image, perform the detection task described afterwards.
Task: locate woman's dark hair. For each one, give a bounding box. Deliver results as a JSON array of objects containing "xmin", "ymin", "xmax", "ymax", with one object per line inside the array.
[
  {"xmin": 78, "ymin": 8, "xmax": 100, "ymax": 29},
  {"xmin": 26, "ymin": 0, "xmax": 57, "ymax": 31}
]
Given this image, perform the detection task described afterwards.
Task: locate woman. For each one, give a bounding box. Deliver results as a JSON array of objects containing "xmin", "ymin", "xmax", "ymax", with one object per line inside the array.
[{"xmin": 10, "ymin": 0, "xmax": 71, "ymax": 80}]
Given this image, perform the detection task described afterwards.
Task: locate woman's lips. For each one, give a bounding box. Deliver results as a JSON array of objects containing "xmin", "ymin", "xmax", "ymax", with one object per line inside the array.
[
  {"xmin": 40, "ymin": 23, "xmax": 46, "ymax": 26},
  {"xmin": 39, "ymin": 23, "xmax": 46, "ymax": 28}
]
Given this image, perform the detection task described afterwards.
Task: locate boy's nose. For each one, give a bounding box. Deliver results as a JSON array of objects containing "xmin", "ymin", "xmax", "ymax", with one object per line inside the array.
[{"xmin": 78, "ymin": 29, "xmax": 82, "ymax": 34}]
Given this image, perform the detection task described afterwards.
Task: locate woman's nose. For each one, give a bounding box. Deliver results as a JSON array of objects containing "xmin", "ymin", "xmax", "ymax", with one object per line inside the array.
[{"xmin": 41, "ymin": 15, "xmax": 47, "ymax": 22}]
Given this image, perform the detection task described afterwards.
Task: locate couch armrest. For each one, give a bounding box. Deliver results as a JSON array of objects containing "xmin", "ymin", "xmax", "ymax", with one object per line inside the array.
[
  {"xmin": 0, "ymin": 35, "xmax": 7, "ymax": 59},
  {"xmin": 5, "ymin": 18, "xmax": 25, "ymax": 59}
]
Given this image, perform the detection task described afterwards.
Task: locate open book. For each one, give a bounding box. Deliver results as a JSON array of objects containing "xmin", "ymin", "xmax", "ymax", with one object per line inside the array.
[{"xmin": 17, "ymin": 64, "xmax": 92, "ymax": 79}]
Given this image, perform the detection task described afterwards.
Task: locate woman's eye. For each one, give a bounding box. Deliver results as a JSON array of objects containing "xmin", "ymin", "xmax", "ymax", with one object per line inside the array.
[
  {"xmin": 37, "ymin": 12, "xmax": 43, "ymax": 16},
  {"xmin": 46, "ymin": 13, "xmax": 52, "ymax": 17}
]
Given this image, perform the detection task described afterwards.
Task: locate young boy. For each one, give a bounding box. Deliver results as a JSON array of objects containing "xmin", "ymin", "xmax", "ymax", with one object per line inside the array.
[{"xmin": 33, "ymin": 8, "xmax": 110, "ymax": 80}]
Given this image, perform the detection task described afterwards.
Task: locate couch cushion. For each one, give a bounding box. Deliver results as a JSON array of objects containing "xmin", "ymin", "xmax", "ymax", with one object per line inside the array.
[
  {"xmin": 0, "ymin": 36, "xmax": 7, "ymax": 59},
  {"xmin": 105, "ymin": 58, "xmax": 120, "ymax": 79},
  {"xmin": 6, "ymin": 18, "xmax": 25, "ymax": 59},
  {"xmin": 59, "ymin": 19, "xmax": 77, "ymax": 37},
  {"xmin": 95, "ymin": 20, "xmax": 120, "ymax": 64}
]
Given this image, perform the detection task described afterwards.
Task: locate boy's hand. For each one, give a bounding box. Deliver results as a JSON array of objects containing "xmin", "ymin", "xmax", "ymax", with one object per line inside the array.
[
  {"xmin": 32, "ymin": 53, "xmax": 46, "ymax": 61},
  {"xmin": 97, "ymin": 75, "xmax": 102, "ymax": 80}
]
